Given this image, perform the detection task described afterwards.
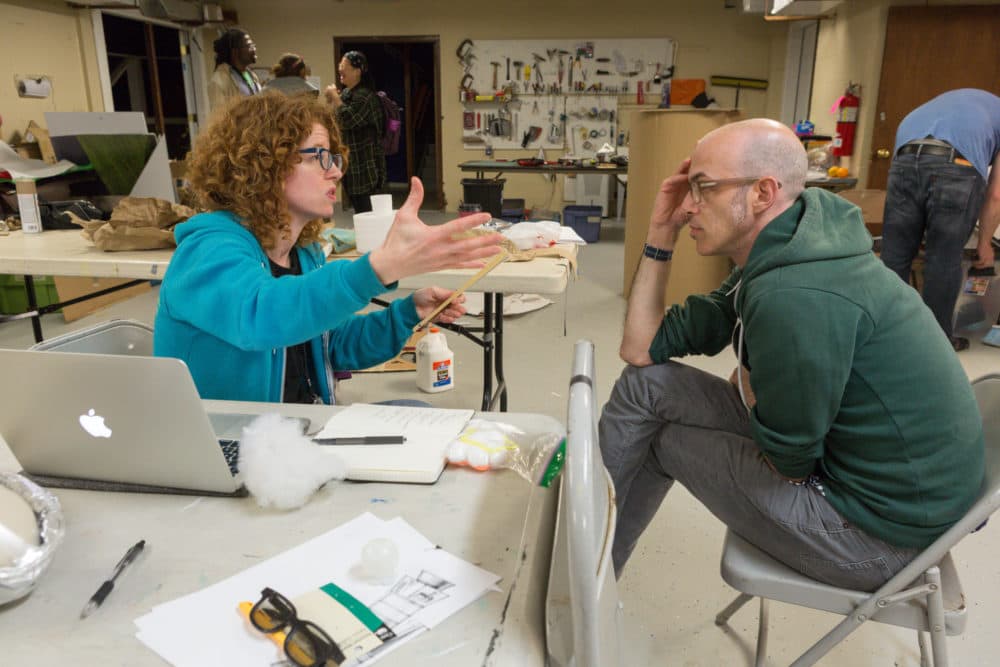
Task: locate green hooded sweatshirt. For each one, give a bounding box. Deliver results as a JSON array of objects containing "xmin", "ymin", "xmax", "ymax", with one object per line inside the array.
[{"xmin": 649, "ymin": 188, "xmax": 984, "ymax": 549}]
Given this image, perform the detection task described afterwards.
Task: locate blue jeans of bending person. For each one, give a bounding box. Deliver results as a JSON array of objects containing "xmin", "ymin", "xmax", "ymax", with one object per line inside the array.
[
  {"xmin": 599, "ymin": 361, "xmax": 919, "ymax": 592},
  {"xmin": 880, "ymin": 152, "xmax": 987, "ymax": 340}
]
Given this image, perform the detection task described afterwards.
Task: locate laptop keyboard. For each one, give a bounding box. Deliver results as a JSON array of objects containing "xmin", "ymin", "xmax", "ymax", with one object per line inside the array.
[{"xmin": 218, "ymin": 439, "xmax": 240, "ymax": 476}]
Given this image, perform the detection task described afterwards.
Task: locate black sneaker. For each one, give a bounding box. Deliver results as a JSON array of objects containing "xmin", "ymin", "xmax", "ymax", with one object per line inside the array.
[{"xmin": 951, "ymin": 336, "xmax": 970, "ymax": 352}]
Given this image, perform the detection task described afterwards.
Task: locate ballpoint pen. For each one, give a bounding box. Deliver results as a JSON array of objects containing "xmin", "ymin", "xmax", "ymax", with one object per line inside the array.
[
  {"xmin": 312, "ymin": 436, "xmax": 406, "ymax": 446},
  {"xmin": 80, "ymin": 539, "xmax": 146, "ymax": 619}
]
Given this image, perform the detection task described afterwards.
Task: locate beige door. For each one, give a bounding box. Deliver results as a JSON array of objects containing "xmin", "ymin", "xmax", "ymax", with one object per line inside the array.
[{"xmin": 868, "ymin": 6, "xmax": 1000, "ymax": 189}]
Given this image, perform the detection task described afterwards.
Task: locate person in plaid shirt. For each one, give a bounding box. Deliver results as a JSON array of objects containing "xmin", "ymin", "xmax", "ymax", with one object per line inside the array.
[{"xmin": 325, "ymin": 51, "xmax": 386, "ymax": 213}]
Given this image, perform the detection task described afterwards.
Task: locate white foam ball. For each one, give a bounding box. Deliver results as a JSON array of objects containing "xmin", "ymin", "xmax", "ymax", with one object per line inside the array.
[
  {"xmin": 467, "ymin": 447, "xmax": 490, "ymax": 470},
  {"xmin": 446, "ymin": 441, "xmax": 467, "ymax": 464},
  {"xmin": 361, "ymin": 538, "xmax": 399, "ymax": 584},
  {"xmin": 488, "ymin": 448, "xmax": 509, "ymax": 467}
]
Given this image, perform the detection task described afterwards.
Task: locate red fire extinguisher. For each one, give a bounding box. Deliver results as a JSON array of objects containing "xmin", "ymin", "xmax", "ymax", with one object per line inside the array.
[{"xmin": 831, "ymin": 83, "xmax": 861, "ymax": 157}]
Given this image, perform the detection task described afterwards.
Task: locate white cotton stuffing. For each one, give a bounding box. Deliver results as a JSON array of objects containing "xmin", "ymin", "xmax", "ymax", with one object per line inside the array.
[{"xmin": 238, "ymin": 413, "xmax": 346, "ymax": 510}]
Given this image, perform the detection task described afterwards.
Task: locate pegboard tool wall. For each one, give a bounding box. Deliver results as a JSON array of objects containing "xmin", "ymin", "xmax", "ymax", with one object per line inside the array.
[{"xmin": 460, "ymin": 37, "xmax": 674, "ymax": 153}]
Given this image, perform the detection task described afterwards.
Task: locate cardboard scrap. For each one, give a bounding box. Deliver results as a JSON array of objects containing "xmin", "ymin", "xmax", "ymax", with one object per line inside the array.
[
  {"xmin": 20, "ymin": 121, "xmax": 56, "ymax": 164},
  {"xmin": 356, "ymin": 329, "xmax": 425, "ymax": 373}
]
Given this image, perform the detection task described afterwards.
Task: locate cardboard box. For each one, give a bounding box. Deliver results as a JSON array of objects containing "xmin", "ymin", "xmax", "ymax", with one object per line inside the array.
[
  {"xmin": 838, "ymin": 189, "xmax": 886, "ymax": 237},
  {"xmin": 53, "ymin": 276, "xmax": 151, "ymax": 322}
]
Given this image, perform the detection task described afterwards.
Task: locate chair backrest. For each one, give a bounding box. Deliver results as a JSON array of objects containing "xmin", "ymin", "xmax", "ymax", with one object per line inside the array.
[
  {"xmin": 972, "ymin": 374, "xmax": 1000, "ymax": 503},
  {"xmin": 547, "ymin": 339, "xmax": 623, "ymax": 667},
  {"xmin": 856, "ymin": 373, "xmax": 1000, "ymax": 607}
]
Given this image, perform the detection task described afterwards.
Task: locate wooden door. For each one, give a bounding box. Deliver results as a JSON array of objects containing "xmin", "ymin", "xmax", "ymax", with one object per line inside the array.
[{"xmin": 868, "ymin": 6, "xmax": 1000, "ymax": 189}]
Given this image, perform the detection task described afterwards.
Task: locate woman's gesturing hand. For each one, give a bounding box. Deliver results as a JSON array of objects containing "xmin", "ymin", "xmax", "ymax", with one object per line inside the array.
[
  {"xmin": 368, "ymin": 177, "xmax": 504, "ymax": 285},
  {"xmin": 413, "ymin": 286, "xmax": 466, "ymax": 324}
]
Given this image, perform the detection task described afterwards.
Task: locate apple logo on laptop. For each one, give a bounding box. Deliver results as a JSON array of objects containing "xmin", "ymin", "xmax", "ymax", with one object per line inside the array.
[{"xmin": 79, "ymin": 409, "xmax": 112, "ymax": 438}]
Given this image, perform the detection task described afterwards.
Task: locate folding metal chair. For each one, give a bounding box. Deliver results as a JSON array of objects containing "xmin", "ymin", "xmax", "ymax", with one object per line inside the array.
[
  {"xmin": 713, "ymin": 373, "xmax": 1000, "ymax": 666},
  {"xmin": 545, "ymin": 340, "xmax": 624, "ymax": 667}
]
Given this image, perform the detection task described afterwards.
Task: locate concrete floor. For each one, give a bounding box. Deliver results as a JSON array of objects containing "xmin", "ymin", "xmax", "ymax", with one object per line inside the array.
[{"xmin": 2, "ymin": 211, "xmax": 999, "ymax": 665}]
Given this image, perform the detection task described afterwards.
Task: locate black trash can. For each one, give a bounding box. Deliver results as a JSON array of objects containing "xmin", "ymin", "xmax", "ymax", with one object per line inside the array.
[{"xmin": 461, "ymin": 178, "xmax": 505, "ymax": 218}]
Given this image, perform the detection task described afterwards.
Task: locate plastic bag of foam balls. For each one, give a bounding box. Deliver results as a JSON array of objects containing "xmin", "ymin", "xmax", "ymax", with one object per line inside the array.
[
  {"xmin": 238, "ymin": 413, "xmax": 346, "ymax": 510},
  {"xmin": 446, "ymin": 419, "xmax": 523, "ymax": 472}
]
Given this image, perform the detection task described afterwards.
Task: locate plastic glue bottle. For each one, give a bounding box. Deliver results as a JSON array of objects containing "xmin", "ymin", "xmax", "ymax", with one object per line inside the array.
[{"xmin": 416, "ymin": 327, "xmax": 454, "ymax": 393}]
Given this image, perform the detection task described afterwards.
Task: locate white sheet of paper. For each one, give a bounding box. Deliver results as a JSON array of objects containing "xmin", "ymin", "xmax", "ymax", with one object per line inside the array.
[
  {"xmin": 0, "ymin": 141, "xmax": 77, "ymax": 180},
  {"xmin": 558, "ymin": 226, "xmax": 587, "ymax": 244},
  {"xmin": 133, "ymin": 513, "xmax": 500, "ymax": 667}
]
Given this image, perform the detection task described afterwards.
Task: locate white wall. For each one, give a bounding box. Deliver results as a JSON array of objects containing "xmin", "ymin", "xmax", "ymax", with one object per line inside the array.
[
  {"xmin": 0, "ymin": 0, "xmax": 103, "ymax": 145},
  {"xmin": 226, "ymin": 0, "xmax": 788, "ymax": 212},
  {"xmin": 810, "ymin": 0, "xmax": 1000, "ymax": 186}
]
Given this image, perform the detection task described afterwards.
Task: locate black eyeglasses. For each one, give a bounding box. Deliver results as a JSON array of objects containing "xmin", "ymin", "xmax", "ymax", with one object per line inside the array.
[
  {"xmin": 298, "ymin": 148, "xmax": 343, "ymax": 172},
  {"xmin": 689, "ymin": 176, "xmax": 781, "ymax": 204},
  {"xmin": 249, "ymin": 587, "xmax": 346, "ymax": 667}
]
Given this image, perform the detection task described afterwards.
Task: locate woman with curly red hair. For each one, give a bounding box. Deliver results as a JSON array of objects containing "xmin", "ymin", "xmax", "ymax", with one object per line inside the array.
[{"xmin": 154, "ymin": 92, "xmax": 501, "ymax": 404}]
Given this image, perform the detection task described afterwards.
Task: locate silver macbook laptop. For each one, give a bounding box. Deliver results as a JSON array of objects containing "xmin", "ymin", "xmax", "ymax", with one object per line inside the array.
[{"xmin": 0, "ymin": 349, "xmax": 304, "ymax": 497}]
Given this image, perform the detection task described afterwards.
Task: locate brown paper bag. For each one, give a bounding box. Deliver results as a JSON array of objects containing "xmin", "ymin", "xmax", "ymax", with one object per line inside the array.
[{"xmin": 67, "ymin": 196, "xmax": 197, "ymax": 251}]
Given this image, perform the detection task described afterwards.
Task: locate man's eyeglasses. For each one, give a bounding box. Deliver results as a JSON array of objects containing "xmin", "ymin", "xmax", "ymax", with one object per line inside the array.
[
  {"xmin": 249, "ymin": 587, "xmax": 346, "ymax": 667},
  {"xmin": 689, "ymin": 177, "xmax": 781, "ymax": 204},
  {"xmin": 299, "ymin": 148, "xmax": 343, "ymax": 172}
]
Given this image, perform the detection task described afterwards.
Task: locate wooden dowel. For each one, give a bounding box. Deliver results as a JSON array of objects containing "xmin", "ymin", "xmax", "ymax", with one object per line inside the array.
[{"xmin": 412, "ymin": 250, "xmax": 509, "ymax": 332}]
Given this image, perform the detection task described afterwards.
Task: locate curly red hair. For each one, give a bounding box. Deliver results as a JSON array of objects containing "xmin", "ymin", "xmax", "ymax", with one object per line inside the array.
[{"xmin": 186, "ymin": 92, "xmax": 347, "ymax": 249}]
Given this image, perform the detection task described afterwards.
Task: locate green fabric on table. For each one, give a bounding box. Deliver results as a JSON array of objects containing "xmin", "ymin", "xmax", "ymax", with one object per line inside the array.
[{"xmin": 76, "ymin": 134, "xmax": 156, "ymax": 195}]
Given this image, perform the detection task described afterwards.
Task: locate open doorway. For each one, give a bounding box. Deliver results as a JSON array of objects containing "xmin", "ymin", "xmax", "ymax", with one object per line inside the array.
[
  {"xmin": 99, "ymin": 12, "xmax": 193, "ymax": 160},
  {"xmin": 333, "ymin": 36, "xmax": 443, "ymax": 209}
]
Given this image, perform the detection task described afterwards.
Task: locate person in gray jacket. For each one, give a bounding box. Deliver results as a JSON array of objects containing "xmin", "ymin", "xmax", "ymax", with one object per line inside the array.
[{"xmin": 263, "ymin": 53, "xmax": 319, "ymax": 97}]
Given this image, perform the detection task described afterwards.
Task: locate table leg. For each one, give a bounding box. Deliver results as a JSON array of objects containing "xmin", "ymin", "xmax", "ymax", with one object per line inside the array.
[
  {"xmin": 481, "ymin": 292, "xmax": 495, "ymax": 411},
  {"xmin": 0, "ymin": 278, "xmax": 148, "ymax": 344},
  {"xmin": 23, "ymin": 275, "xmax": 43, "ymax": 343},
  {"xmin": 494, "ymin": 292, "xmax": 507, "ymax": 411}
]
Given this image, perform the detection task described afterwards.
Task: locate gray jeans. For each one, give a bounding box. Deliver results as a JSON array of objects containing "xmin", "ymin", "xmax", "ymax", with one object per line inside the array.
[{"xmin": 599, "ymin": 361, "xmax": 919, "ymax": 591}]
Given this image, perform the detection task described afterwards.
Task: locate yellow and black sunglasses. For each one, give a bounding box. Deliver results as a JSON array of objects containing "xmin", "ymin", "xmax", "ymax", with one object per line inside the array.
[{"xmin": 249, "ymin": 587, "xmax": 346, "ymax": 667}]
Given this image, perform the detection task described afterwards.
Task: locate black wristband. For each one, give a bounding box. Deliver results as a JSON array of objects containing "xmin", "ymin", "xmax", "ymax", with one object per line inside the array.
[{"xmin": 643, "ymin": 243, "xmax": 673, "ymax": 262}]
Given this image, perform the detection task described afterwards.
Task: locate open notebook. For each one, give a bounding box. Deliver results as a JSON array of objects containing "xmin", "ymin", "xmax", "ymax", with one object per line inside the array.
[{"xmin": 312, "ymin": 403, "xmax": 473, "ymax": 484}]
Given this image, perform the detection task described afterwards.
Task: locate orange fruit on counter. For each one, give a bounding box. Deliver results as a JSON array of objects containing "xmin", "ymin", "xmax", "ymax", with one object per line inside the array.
[
  {"xmin": 836, "ymin": 166, "xmax": 850, "ymax": 178},
  {"xmin": 827, "ymin": 166, "xmax": 839, "ymax": 177}
]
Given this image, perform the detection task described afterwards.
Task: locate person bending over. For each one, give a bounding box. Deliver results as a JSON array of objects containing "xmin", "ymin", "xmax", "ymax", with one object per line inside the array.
[
  {"xmin": 879, "ymin": 88, "xmax": 1000, "ymax": 352},
  {"xmin": 154, "ymin": 92, "xmax": 501, "ymax": 404},
  {"xmin": 601, "ymin": 118, "xmax": 983, "ymax": 591}
]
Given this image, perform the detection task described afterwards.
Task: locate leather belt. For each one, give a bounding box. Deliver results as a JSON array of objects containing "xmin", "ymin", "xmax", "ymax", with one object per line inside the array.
[{"xmin": 897, "ymin": 141, "xmax": 972, "ymax": 166}]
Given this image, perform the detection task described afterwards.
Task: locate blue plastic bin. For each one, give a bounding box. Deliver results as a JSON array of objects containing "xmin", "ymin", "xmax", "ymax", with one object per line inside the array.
[{"xmin": 563, "ymin": 205, "xmax": 603, "ymax": 243}]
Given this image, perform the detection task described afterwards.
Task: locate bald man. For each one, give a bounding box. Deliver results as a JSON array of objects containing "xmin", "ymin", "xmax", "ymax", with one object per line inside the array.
[{"xmin": 601, "ymin": 119, "xmax": 984, "ymax": 591}]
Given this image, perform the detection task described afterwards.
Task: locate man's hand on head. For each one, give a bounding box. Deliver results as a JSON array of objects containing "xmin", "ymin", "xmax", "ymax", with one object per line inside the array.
[{"xmin": 648, "ymin": 158, "xmax": 692, "ymax": 245}]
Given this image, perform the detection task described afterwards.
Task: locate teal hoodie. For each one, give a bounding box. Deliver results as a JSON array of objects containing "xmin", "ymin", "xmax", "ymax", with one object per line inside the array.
[
  {"xmin": 650, "ymin": 188, "xmax": 984, "ymax": 549},
  {"xmin": 154, "ymin": 210, "xmax": 420, "ymax": 403}
]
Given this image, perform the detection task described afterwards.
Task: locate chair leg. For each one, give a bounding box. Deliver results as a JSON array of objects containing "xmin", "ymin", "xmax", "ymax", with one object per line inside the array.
[
  {"xmin": 917, "ymin": 630, "xmax": 931, "ymax": 667},
  {"xmin": 925, "ymin": 566, "xmax": 948, "ymax": 667},
  {"xmin": 755, "ymin": 597, "xmax": 770, "ymax": 667},
  {"xmin": 715, "ymin": 592, "xmax": 754, "ymax": 626}
]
